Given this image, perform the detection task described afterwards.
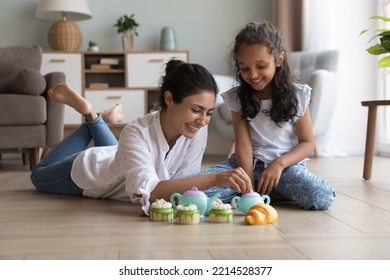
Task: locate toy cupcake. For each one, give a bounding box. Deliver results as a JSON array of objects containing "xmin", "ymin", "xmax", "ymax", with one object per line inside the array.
[
  {"xmin": 149, "ymin": 199, "xmax": 174, "ymax": 222},
  {"xmin": 208, "ymin": 198, "xmax": 234, "ymax": 223},
  {"xmin": 175, "ymin": 203, "xmax": 200, "ymax": 224}
]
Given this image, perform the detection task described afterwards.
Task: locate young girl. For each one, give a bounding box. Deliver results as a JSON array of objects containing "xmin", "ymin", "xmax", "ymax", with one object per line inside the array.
[
  {"xmin": 30, "ymin": 60, "xmax": 252, "ymax": 215},
  {"xmin": 203, "ymin": 21, "xmax": 335, "ymax": 210}
]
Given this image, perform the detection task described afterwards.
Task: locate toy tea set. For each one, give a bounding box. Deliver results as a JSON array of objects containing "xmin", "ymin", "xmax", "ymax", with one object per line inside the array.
[{"xmin": 149, "ymin": 187, "xmax": 278, "ymax": 225}]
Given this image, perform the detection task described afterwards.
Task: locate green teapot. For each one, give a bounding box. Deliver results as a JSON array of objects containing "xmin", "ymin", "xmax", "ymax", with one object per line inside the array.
[
  {"xmin": 231, "ymin": 192, "xmax": 271, "ymax": 214},
  {"xmin": 170, "ymin": 187, "xmax": 221, "ymax": 218}
]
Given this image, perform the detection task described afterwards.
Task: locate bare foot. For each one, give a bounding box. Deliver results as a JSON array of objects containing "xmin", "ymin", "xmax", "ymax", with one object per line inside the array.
[
  {"xmin": 101, "ymin": 104, "xmax": 124, "ymax": 124},
  {"xmin": 48, "ymin": 83, "xmax": 98, "ymax": 121}
]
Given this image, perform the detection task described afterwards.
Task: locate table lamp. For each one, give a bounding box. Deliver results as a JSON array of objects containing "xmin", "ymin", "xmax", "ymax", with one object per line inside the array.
[{"xmin": 36, "ymin": 0, "xmax": 92, "ymax": 52}]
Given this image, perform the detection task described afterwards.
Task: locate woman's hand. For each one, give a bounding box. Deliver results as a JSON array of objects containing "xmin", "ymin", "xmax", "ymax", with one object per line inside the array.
[
  {"xmin": 256, "ymin": 161, "xmax": 284, "ymax": 195},
  {"xmin": 215, "ymin": 167, "xmax": 253, "ymax": 193}
]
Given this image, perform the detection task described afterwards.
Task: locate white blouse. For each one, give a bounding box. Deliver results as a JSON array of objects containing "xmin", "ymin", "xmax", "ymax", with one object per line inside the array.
[
  {"xmin": 221, "ymin": 83, "xmax": 311, "ymax": 164},
  {"xmin": 71, "ymin": 111, "xmax": 208, "ymax": 214}
]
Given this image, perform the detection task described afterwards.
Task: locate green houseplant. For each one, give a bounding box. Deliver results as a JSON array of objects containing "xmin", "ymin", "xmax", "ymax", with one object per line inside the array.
[
  {"xmin": 114, "ymin": 14, "xmax": 139, "ymax": 36},
  {"xmin": 360, "ymin": 15, "xmax": 390, "ymax": 68},
  {"xmin": 88, "ymin": 41, "xmax": 99, "ymax": 52},
  {"xmin": 114, "ymin": 14, "xmax": 139, "ymax": 51}
]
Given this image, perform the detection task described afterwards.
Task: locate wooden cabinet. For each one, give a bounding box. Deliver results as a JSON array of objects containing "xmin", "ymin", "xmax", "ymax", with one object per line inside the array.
[
  {"xmin": 42, "ymin": 50, "xmax": 189, "ymax": 126},
  {"xmin": 127, "ymin": 52, "xmax": 188, "ymax": 88},
  {"xmin": 41, "ymin": 53, "xmax": 83, "ymax": 124},
  {"xmin": 84, "ymin": 89, "xmax": 145, "ymax": 123}
]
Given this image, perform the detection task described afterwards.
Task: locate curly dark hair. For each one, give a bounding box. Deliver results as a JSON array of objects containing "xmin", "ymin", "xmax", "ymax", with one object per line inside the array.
[{"xmin": 230, "ymin": 21, "xmax": 298, "ymax": 124}]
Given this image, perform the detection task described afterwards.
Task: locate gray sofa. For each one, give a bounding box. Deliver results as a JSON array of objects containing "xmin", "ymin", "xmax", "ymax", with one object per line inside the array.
[
  {"xmin": 211, "ymin": 50, "xmax": 339, "ymax": 157},
  {"xmin": 0, "ymin": 45, "xmax": 65, "ymax": 168}
]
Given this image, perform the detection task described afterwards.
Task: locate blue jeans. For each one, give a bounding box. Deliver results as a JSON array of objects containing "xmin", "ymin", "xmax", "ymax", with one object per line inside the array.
[
  {"xmin": 30, "ymin": 115, "xmax": 118, "ymax": 196},
  {"xmin": 201, "ymin": 154, "xmax": 336, "ymax": 210}
]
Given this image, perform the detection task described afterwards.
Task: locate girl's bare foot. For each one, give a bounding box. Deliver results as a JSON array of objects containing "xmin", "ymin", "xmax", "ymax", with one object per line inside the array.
[
  {"xmin": 101, "ymin": 104, "xmax": 124, "ymax": 124},
  {"xmin": 48, "ymin": 83, "xmax": 98, "ymax": 121}
]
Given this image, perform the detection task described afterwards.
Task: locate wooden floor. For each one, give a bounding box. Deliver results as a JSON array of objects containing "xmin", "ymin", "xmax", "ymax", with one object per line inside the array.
[{"xmin": 0, "ymin": 154, "xmax": 390, "ymax": 260}]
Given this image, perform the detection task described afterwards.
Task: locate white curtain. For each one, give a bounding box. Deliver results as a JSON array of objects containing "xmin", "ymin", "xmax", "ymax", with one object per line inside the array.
[
  {"xmin": 377, "ymin": 0, "xmax": 390, "ymax": 155},
  {"xmin": 302, "ymin": 0, "xmax": 332, "ymax": 51}
]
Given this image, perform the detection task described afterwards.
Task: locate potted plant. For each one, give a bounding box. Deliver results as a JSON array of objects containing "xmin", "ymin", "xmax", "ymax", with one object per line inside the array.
[
  {"xmin": 88, "ymin": 41, "xmax": 99, "ymax": 52},
  {"xmin": 114, "ymin": 14, "xmax": 139, "ymax": 51},
  {"xmin": 360, "ymin": 15, "xmax": 390, "ymax": 68}
]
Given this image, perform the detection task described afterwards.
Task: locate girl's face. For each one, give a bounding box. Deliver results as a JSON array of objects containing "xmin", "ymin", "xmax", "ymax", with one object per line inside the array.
[
  {"xmin": 164, "ymin": 91, "xmax": 215, "ymax": 140},
  {"xmin": 237, "ymin": 43, "xmax": 283, "ymax": 94}
]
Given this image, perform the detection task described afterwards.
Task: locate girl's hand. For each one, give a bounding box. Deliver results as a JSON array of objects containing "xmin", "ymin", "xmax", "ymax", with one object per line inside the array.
[
  {"xmin": 215, "ymin": 167, "xmax": 253, "ymax": 193},
  {"xmin": 256, "ymin": 161, "xmax": 284, "ymax": 195}
]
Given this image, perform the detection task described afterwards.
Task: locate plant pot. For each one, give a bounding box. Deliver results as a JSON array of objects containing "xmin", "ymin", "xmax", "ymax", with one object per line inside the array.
[{"xmin": 122, "ymin": 34, "xmax": 134, "ymax": 51}]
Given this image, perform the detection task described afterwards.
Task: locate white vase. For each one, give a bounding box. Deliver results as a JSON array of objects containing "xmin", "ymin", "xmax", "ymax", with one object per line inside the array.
[{"xmin": 122, "ymin": 34, "xmax": 134, "ymax": 51}]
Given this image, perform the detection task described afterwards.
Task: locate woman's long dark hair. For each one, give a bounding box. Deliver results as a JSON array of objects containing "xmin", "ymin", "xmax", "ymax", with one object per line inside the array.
[
  {"xmin": 158, "ymin": 59, "xmax": 218, "ymax": 110},
  {"xmin": 230, "ymin": 21, "xmax": 298, "ymax": 124}
]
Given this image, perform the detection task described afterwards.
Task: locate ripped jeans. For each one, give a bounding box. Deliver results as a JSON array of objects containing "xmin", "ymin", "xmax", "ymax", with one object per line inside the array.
[{"xmin": 200, "ymin": 154, "xmax": 336, "ymax": 210}]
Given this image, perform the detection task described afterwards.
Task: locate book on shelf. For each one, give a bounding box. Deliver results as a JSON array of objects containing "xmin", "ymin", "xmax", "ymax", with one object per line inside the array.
[
  {"xmin": 89, "ymin": 83, "xmax": 109, "ymax": 89},
  {"xmin": 90, "ymin": 64, "xmax": 111, "ymax": 70},
  {"xmin": 99, "ymin": 57, "xmax": 119, "ymax": 65}
]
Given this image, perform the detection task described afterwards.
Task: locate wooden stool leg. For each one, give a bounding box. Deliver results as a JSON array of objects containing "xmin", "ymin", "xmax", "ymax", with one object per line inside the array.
[
  {"xmin": 29, "ymin": 148, "xmax": 42, "ymax": 170},
  {"xmin": 363, "ymin": 106, "xmax": 377, "ymax": 180},
  {"xmin": 22, "ymin": 153, "xmax": 28, "ymax": 165}
]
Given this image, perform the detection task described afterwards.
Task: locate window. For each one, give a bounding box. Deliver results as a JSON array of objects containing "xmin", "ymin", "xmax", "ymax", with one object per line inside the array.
[{"xmin": 377, "ymin": 0, "xmax": 390, "ymax": 156}]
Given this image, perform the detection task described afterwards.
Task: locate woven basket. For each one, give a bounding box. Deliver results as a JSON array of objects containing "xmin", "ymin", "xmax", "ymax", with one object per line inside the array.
[{"xmin": 48, "ymin": 19, "xmax": 82, "ymax": 52}]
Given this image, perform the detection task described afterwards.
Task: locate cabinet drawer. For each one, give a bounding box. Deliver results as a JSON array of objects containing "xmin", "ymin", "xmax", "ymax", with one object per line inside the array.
[
  {"xmin": 42, "ymin": 53, "xmax": 83, "ymax": 124},
  {"xmin": 127, "ymin": 52, "xmax": 188, "ymax": 88},
  {"xmin": 85, "ymin": 90, "xmax": 145, "ymax": 123}
]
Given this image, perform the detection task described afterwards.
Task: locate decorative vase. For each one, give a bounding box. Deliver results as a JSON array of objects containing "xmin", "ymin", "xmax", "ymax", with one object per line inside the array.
[
  {"xmin": 122, "ymin": 34, "xmax": 134, "ymax": 51},
  {"xmin": 160, "ymin": 27, "xmax": 177, "ymax": 51}
]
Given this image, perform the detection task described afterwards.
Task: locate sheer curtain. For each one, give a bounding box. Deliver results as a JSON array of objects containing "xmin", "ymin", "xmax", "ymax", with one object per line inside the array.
[
  {"xmin": 377, "ymin": 0, "xmax": 390, "ymax": 155},
  {"xmin": 302, "ymin": 0, "xmax": 332, "ymax": 51},
  {"xmin": 273, "ymin": 0, "xmax": 331, "ymax": 52}
]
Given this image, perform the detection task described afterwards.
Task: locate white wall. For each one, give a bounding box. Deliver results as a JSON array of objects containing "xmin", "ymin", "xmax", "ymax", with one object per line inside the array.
[{"xmin": 0, "ymin": 0, "xmax": 272, "ymax": 75}]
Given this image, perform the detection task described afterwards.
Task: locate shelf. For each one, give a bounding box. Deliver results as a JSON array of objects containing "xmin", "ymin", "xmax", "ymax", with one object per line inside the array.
[
  {"xmin": 85, "ymin": 69, "xmax": 125, "ymax": 74},
  {"xmin": 83, "ymin": 52, "xmax": 126, "ymax": 89},
  {"xmin": 86, "ymin": 87, "xmax": 128, "ymax": 90}
]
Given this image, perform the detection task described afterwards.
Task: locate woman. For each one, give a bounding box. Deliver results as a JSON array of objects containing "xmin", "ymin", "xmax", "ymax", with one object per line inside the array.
[{"xmin": 31, "ymin": 60, "xmax": 252, "ymax": 215}]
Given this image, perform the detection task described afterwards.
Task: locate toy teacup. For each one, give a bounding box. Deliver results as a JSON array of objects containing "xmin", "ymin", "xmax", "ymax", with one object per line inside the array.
[{"xmin": 231, "ymin": 192, "xmax": 271, "ymax": 214}]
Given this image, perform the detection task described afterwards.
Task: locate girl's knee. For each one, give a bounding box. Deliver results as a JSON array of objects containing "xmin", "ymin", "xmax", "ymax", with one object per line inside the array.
[
  {"xmin": 300, "ymin": 183, "xmax": 336, "ymax": 210},
  {"xmin": 281, "ymin": 164, "xmax": 336, "ymax": 210}
]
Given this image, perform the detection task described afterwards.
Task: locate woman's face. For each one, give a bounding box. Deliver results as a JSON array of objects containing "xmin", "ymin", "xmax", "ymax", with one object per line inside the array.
[
  {"xmin": 237, "ymin": 43, "xmax": 282, "ymax": 93},
  {"xmin": 165, "ymin": 91, "xmax": 215, "ymax": 139}
]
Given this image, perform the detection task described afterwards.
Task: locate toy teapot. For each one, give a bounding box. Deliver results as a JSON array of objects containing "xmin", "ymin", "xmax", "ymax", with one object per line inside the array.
[
  {"xmin": 231, "ymin": 192, "xmax": 271, "ymax": 214},
  {"xmin": 170, "ymin": 187, "xmax": 221, "ymax": 218}
]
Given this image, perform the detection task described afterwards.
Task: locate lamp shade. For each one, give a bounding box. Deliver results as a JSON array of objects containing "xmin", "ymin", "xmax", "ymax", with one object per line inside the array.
[
  {"xmin": 35, "ymin": 0, "xmax": 92, "ymax": 21},
  {"xmin": 35, "ymin": 0, "xmax": 92, "ymax": 52}
]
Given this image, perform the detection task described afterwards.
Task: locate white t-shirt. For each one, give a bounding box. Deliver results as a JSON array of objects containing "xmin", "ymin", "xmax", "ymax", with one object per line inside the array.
[
  {"xmin": 71, "ymin": 110, "xmax": 208, "ymax": 214},
  {"xmin": 221, "ymin": 83, "xmax": 311, "ymax": 164}
]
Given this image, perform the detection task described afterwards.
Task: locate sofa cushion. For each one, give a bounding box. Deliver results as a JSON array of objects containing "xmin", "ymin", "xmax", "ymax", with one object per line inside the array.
[
  {"xmin": 0, "ymin": 94, "xmax": 47, "ymax": 125},
  {"xmin": 0, "ymin": 126, "xmax": 46, "ymax": 149},
  {"xmin": 11, "ymin": 68, "xmax": 46, "ymax": 95},
  {"xmin": 0, "ymin": 45, "xmax": 42, "ymax": 93}
]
